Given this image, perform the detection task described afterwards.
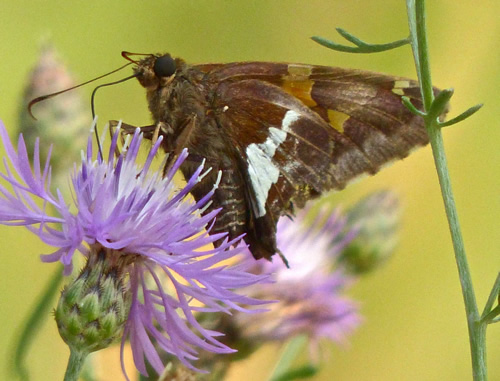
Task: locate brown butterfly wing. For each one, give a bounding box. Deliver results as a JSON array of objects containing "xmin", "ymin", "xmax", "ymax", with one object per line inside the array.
[{"xmin": 193, "ymin": 62, "xmax": 434, "ymax": 260}]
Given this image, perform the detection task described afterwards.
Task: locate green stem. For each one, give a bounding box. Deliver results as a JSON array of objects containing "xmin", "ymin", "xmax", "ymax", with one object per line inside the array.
[
  {"xmin": 267, "ymin": 335, "xmax": 308, "ymax": 381},
  {"xmin": 12, "ymin": 266, "xmax": 64, "ymax": 380},
  {"xmin": 481, "ymin": 273, "xmax": 500, "ymax": 321},
  {"xmin": 413, "ymin": 0, "xmax": 434, "ymax": 109},
  {"xmin": 64, "ymin": 349, "xmax": 88, "ymax": 381},
  {"xmin": 482, "ymin": 305, "xmax": 500, "ymax": 325},
  {"xmin": 406, "ymin": 1, "xmax": 486, "ymax": 379},
  {"xmin": 426, "ymin": 124, "xmax": 486, "ymax": 380}
]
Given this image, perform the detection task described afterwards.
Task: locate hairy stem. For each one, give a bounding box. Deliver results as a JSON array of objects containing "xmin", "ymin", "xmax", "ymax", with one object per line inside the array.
[{"xmin": 64, "ymin": 349, "xmax": 88, "ymax": 381}]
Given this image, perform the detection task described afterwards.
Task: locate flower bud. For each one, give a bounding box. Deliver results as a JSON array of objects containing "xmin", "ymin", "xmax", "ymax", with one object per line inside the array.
[
  {"xmin": 19, "ymin": 44, "xmax": 89, "ymax": 186},
  {"xmin": 338, "ymin": 191, "xmax": 400, "ymax": 274},
  {"xmin": 55, "ymin": 248, "xmax": 131, "ymax": 354}
]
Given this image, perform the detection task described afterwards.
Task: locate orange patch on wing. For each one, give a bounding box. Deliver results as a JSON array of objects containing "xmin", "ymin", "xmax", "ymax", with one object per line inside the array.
[
  {"xmin": 392, "ymin": 80, "xmax": 410, "ymax": 96},
  {"xmin": 327, "ymin": 109, "xmax": 350, "ymax": 133},
  {"xmin": 282, "ymin": 64, "xmax": 317, "ymax": 107}
]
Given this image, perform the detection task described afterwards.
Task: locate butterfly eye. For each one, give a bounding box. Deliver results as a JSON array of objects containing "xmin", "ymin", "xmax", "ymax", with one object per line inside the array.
[{"xmin": 153, "ymin": 54, "xmax": 176, "ymax": 78}]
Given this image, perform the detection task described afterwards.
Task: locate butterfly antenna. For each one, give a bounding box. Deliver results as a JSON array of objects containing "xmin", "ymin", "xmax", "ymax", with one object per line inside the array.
[
  {"xmin": 121, "ymin": 51, "xmax": 153, "ymax": 63},
  {"xmin": 27, "ymin": 61, "xmax": 135, "ymax": 160},
  {"xmin": 28, "ymin": 62, "xmax": 133, "ymax": 120}
]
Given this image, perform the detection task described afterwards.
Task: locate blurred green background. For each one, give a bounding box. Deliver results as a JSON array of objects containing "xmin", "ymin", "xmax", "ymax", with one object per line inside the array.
[{"xmin": 0, "ymin": 1, "xmax": 498, "ymax": 380}]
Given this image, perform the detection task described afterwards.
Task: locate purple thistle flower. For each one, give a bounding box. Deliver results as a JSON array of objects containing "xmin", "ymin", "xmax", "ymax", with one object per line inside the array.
[
  {"xmin": 236, "ymin": 207, "xmax": 361, "ymax": 352},
  {"xmin": 0, "ymin": 120, "xmax": 268, "ymax": 378}
]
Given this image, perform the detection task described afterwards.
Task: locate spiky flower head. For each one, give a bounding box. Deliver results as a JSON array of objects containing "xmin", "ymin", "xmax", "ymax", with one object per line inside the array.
[
  {"xmin": 0, "ymin": 120, "xmax": 268, "ymax": 378},
  {"xmin": 55, "ymin": 248, "xmax": 132, "ymax": 355}
]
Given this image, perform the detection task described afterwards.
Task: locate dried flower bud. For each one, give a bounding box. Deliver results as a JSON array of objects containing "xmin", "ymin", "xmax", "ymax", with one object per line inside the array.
[{"xmin": 19, "ymin": 44, "xmax": 89, "ymax": 184}]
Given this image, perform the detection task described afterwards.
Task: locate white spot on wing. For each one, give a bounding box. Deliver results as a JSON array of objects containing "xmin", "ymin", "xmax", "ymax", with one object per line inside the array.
[
  {"xmin": 246, "ymin": 126, "xmax": 287, "ymax": 217},
  {"xmin": 280, "ymin": 110, "xmax": 302, "ymax": 174},
  {"xmin": 281, "ymin": 110, "xmax": 300, "ymax": 132}
]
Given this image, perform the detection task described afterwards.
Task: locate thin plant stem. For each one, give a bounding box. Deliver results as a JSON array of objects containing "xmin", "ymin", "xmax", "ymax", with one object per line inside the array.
[
  {"xmin": 406, "ymin": 0, "xmax": 486, "ymax": 379},
  {"xmin": 481, "ymin": 273, "xmax": 500, "ymax": 321},
  {"xmin": 267, "ymin": 335, "xmax": 308, "ymax": 381},
  {"xmin": 425, "ymin": 125, "xmax": 486, "ymax": 380},
  {"xmin": 64, "ymin": 349, "xmax": 88, "ymax": 381}
]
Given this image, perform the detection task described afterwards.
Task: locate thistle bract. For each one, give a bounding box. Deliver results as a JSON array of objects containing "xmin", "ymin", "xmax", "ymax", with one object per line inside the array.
[{"xmin": 55, "ymin": 248, "xmax": 131, "ymax": 354}]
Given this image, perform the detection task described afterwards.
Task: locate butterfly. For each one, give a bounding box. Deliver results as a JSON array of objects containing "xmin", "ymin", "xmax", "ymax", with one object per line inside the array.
[{"xmin": 116, "ymin": 52, "xmax": 440, "ymax": 262}]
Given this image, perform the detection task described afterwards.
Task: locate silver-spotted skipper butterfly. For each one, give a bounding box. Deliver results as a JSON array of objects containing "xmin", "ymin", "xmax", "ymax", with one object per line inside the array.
[{"xmin": 30, "ymin": 52, "xmax": 443, "ymax": 262}]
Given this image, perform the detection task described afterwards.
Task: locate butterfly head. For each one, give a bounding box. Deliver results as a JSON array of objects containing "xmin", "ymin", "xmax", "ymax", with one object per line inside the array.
[{"xmin": 133, "ymin": 53, "xmax": 177, "ymax": 90}]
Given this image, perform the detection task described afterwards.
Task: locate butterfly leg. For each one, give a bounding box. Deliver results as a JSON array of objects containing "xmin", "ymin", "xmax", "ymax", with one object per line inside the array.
[
  {"xmin": 162, "ymin": 114, "xmax": 199, "ymax": 177},
  {"xmin": 107, "ymin": 120, "xmax": 153, "ymax": 157},
  {"xmin": 109, "ymin": 120, "xmax": 157, "ymax": 138}
]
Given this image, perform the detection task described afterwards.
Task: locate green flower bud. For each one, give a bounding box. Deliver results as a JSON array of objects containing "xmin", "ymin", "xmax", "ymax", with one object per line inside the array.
[
  {"xmin": 338, "ymin": 191, "xmax": 400, "ymax": 274},
  {"xmin": 55, "ymin": 248, "xmax": 131, "ymax": 354}
]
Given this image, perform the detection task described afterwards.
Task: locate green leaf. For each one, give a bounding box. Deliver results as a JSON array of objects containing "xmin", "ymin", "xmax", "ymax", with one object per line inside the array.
[
  {"xmin": 402, "ymin": 96, "xmax": 426, "ymax": 117},
  {"xmin": 427, "ymin": 88, "xmax": 454, "ymax": 121},
  {"xmin": 439, "ymin": 103, "xmax": 483, "ymax": 128},
  {"xmin": 312, "ymin": 28, "xmax": 409, "ymax": 54}
]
